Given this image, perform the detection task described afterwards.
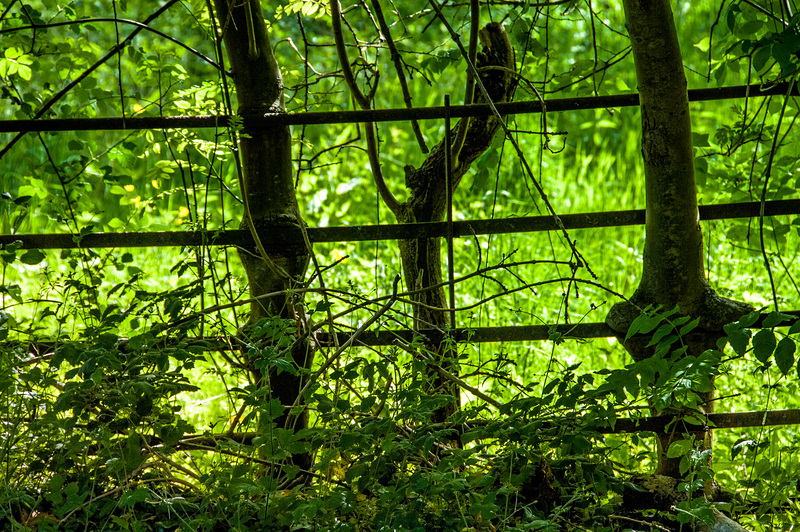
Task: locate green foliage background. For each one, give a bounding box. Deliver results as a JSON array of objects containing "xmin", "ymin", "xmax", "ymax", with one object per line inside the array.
[{"xmin": 1, "ymin": 0, "xmax": 799, "ymax": 530}]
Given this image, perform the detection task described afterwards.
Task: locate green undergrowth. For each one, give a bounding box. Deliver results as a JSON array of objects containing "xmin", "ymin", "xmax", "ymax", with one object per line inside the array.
[{"xmin": 3, "ymin": 291, "xmax": 800, "ymax": 530}]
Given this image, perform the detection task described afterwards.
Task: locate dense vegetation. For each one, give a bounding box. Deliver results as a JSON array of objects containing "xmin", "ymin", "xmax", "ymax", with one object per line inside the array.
[{"xmin": 1, "ymin": 0, "xmax": 799, "ymax": 530}]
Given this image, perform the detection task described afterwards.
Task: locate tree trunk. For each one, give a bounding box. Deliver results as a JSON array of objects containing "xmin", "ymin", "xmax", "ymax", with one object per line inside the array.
[
  {"xmin": 397, "ymin": 23, "xmax": 516, "ymax": 422},
  {"xmin": 213, "ymin": 0, "xmax": 313, "ymax": 472},
  {"xmin": 606, "ymin": 0, "xmax": 752, "ymax": 478}
]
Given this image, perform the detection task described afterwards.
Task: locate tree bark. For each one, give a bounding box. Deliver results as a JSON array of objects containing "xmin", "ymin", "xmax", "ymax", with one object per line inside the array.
[
  {"xmin": 607, "ymin": 0, "xmax": 752, "ymax": 479},
  {"xmin": 396, "ymin": 23, "xmax": 516, "ymax": 422},
  {"xmin": 213, "ymin": 0, "xmax": 313, "ymax": 472}
]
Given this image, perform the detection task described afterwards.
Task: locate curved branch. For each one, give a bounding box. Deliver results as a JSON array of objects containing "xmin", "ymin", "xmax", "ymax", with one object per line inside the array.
[
  {"xmin": 369, "ymin": 0, "xmax": 429, "ymax": 154},
  {"xmin": 330, "ymin": 0, "xmax": 401, "ymax": 215},
  {"xmin": 427, "ymin": 0, "xmax": 595, "ymax": 279},
  {"xmin": 450, "ymin": 0, "xmax": 479, "ymax": 166}
]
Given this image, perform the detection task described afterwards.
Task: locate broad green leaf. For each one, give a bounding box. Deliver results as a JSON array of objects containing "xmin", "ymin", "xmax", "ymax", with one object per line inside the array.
[
  {"xmin": 17, "ymin": 184, "xmax": 48, "ymax": 200},
  {"xmin": 727, "ymin": 329, "xmax": 751, "ymax": 355},
  {"xmin": 752, "ymin": 45, "xmax": 773, "ymax": 74},
  {"xmin": 626, "ymin": 308, "xmax": 663, "ymax": 341},
  {"xmin": 683, "ymin": 414, "xmax": 705, "ymax": 426},
  {"xmin": 120, "ymin": 487, "xmax": 150, "ymax": 507},
  {"xmin": 16, "ymin": 62, "xmax": 32, "ymax": 81},
  {"xmin": 667, "ymin": 439, "xmax": 693, "ymax": 458},
  {"xmin": 694, "ymin": 37, "xmax": 710, "ymax": 52},
  {"xmin": 763, "ymin": 312, "xmax": 794, "ymax": 328},
  {"xmin": 738, "ymin": 311, "xmax": 760, "ymax": 328},
  {"xmin": 752, "ymin": 329, "xmax": 777, "ymax": 363},
  {"xmin": 679, "ymin": 316, "xmax": 701, "ymax": 336},
  {"xmin": 692, "ymin": 132, "xmax": 710, "ymax": 147},
  {"xmin": 731, "ymin": 437, "xmax": 756, "ymax": 460},
  {"xmin": 774, "ymin": 337, "xmax": 796, "ymax": 375},
  {"xmin": 19, "ymin": 249, "xmax": 45, "ymax": 265},
  {"xmin": 735, "ymin": 19, "xmax": 764, "ymax": 38},
  {"xmin": 679, "ymin": 456, "xmax": 691, "ymax": 477},
  {"xmin": 647, "ymin": 323, "xmax": 674, "ymax": 347}
]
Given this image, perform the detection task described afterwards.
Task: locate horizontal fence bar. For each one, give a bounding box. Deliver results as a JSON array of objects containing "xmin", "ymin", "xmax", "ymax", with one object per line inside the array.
[
  {"xmin": 2, "ymin": 199, "xmax": 799, "ymax": 250},
  {"xmin": 329, "ymin": 322, "xmax": 617, "ymax": 345},
  {"xmin": 329, "ymin": 311, "xmax": 799, "ymax": 346},
  {"xmin": 605, "ymin": 408, "xmax": 800, "ymax": 434},
  {"xmin": 0, "ymin": 83, "xmax": 797, "ymax": 133},
  {"xmin": 177, "ymin": 408, "xmax": 800, "ymax": 448},
  {"xmin": 8, "ymin": 312, "xmax": 798, "ymax": 359}
]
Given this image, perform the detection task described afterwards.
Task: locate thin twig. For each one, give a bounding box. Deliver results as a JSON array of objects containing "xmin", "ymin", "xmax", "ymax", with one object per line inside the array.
[
  {"xmin": 369, "ymin": 0, "xmax": 428, "ymax": 153},
  {"xmin": 286, "ymin": 274, "xmax": 401, "ymax": 428},
  {"xmin": 449, "ymin": 0, "xmax": 479, "ymax": 165},
  {"xmin": 759, "ymin": 76, "xmax": 795, "ymax": 312},
  {"xmin": 330, "ymin": 0, "xmax": 401, "ymax": 215},
  {"xmin": 426, "ymin": 0, "xmax": 596, "ymax": 279}
]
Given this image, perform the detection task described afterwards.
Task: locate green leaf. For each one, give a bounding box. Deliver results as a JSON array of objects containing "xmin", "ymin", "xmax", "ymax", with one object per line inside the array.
[
  {"xmin": 774, "ymin": 337, "xmax": 796, "ymax": 375},
  {"xmin": 120, "ymin": 487, "xmax": 150, "ymax": 507},
  {"xmin": 738, "ymin": 311, "xmax": 760, "ymax": 328},
  {"xmin": 736, "ymin": 19, "xmax": 764, "ymax": 38},
  {"xmin": 19, "ymin": 249, "xmax": 45, "ymax": 265},
  {"xmin": 647, "ymin": 323, "xmax": 674, "ymax": 347},
  {"xmin": 679, "ymin": 317, "xmax": 701, "ymax": 336},
  {"xmin": 752, "ymin": 329, "xmax": 777, "ymax": 363},
  {"xmin": 752, "ymin": 45, "xmax": 773, "ymax": 74},
  {"xmin": 667, "ymin": 439, "xmax": 693, "ymax": 458},
  {"xmin": 731, "ymin": 437, "xmax": 756, "ymax": 460},
  {"xmin": 314, "ymin": 300, "xmax": 332, "ymax": 314},
  {"xmin": 266, "ymin": 398, "xmax": 285, "ymax": 421},
  {"xmin": 694, "ymin": 37, "xmax": 711, "ymax": 52},
  {"xmin": 763, "ymin": 312, "xmax": 794, "ymax": 328},
  {"xmin": 626, "ymin": 308, "xmax": 663, "ymax": 341},
  {"xmin": 727, "ymin": 329, "xmax": 751, "ymax": 355},
  {"xmin": 683, "ymin": 414, "xmax": 705, "ymax": 426},
  {"xmin": 692, "ymin": 132, "xmax": 710, "ymax": 147},
  {"xmin": 679, "ymin": 455, "xmax": 691, "ymax": 477}
]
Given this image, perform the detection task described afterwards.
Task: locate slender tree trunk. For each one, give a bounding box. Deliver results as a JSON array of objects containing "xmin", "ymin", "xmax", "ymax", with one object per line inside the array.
[
  {"xmin": 396, "ymin": 23, "xmax": 516, "ymax": 422},
  {"xmin": 213, "ymin": 0, "xmax": 313, "ymax": 472},
  {"xmin": 607, "ymin": 0, "xmax": 751, "ymax": 478}
]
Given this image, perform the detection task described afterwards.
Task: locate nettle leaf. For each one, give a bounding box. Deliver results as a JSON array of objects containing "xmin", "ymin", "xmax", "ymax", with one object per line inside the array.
[
  {"xmin": 752, "ymin": 329, "xmax": 777, "ymax": 363},
  {"xmin": 774, "ymin": 336, "xmax": 796, "ymax": 375}
]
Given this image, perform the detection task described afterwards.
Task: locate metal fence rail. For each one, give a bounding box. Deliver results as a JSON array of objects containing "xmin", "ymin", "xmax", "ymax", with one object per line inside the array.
[
  {"xmin": 0, "ymin": 82, "xmax": 797, "ymax": 133},
  {"xmin": 3, "ymin": 199, "xmax": 799, "ymax": 250}
]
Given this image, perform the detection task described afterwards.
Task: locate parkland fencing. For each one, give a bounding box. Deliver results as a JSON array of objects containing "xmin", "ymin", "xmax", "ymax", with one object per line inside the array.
[{"xmin": 2, "ymin": 81, "xmax": 800, "ymax": 435}]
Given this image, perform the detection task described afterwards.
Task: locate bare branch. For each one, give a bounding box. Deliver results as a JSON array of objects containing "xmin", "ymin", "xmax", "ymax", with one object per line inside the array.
[{"xmin": 330, "ymin": 0, "xmax": 402, "ymax": 215}]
